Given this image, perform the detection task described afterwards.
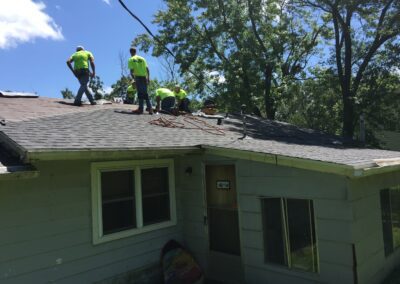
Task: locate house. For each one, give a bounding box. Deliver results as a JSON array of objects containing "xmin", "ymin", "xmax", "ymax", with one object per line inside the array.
[{"xmin": 0, "ymin": 96, "xmax": 400, "ymax": 284}]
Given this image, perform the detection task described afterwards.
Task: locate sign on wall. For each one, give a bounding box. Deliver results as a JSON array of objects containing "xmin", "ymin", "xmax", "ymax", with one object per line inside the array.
[{"xmin": 216, "ymin": 180, "xmax": 230, "ymax": 190}]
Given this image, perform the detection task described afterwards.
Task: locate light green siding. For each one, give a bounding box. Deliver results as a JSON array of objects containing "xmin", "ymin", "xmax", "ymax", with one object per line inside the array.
[
  {"xmin": 0, "ymin": 160, "xmax": 182, "ymax": 283},
  {"xmin": 348, "ymin": 171, "xmax": 400, "ymax": 284}
]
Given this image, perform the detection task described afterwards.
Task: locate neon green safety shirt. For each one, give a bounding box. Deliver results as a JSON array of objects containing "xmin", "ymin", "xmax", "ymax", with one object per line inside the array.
[
  {"xmin": 70, "ymin": 50, "xmax": 93, "ymax": 70},
  {"xmin": 128, "ymin": 55, "xmax": 148, "ymax": 77},
  {"xmin": 173, "ymin": 89, "xmax": 187, "ymax": 100},
  {"xmin": 127, "ymin": 85, "xmax": 136, "ymax": 98},
  {"xmin": 156, "ymin": 88, "xmax": 175, "ymax": 100}
]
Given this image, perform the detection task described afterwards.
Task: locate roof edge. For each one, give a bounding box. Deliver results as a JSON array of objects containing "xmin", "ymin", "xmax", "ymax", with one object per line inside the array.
[
  {"xmin": 25, "ymin": 147, "xmax": 201, "ymax": 161},
  {"xmin": 202, "ymin": 145, "xmax": 400, "ymax": 178},
  {"xmin": 0, "ymin": 132, "xmax": 27, "ymax": 162}
]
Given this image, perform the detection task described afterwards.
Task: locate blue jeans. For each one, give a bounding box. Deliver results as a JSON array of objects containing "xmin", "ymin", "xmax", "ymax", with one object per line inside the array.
[
  {"xmin": 74, "ymin": 69, "xmax": 94, "ymax": 105},
  {"xmin": 178, "ymin": 98, "xmax": 191, "ymax": 113},
  {"xmin": 135, "ymin": 76, "xmax": 152, "ymax": 111},
  {"xmin": 161, "ymin": 96, "xmax": 176, "ymax": 112}
]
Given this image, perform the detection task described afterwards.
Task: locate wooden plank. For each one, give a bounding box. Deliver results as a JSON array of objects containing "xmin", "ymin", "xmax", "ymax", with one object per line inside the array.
[
  {"xmin": 0, "ymin": 215, "xmax": 89, "ymax": 247},
  {"xmin": 241, "ymin": 230, "xmax": 263, "ymax": 250},
  {"xmin": 244, "ymin": 263, "xmax": 321, "ymax": 284},
  {"xmin": 236, "ymin": 160, "xmax": 294, "ymax": 178},
  {"xmin": 240, "ymin": 212, "xmax": 262, "ymax": 231},
  {"xmin": 237, "ymin": 175, "xmax": 347, "ymax": 200},
  {"xmin": 314, "ymin": 199, "xmax": 353, "ymax": 221},
  {"xmin": 318, "ymin": 240, "xmax": 353, "ymax": 266},
  {"xmin": 239, "ymin": 195, "xmax": 261, "ymax": 213},
  {"xmin": 318, "ymin": 261, "xmax": 354, "ymax": 283},
  {"xmin": 351, "ymin": 192, "xmax": 380, "ymax": 220},
  {"xmin": 1, "ymin": 230, "xmax": 179, "ymax": 280},
  {"xmin": 351, "ymin": 210, "xmax": 382, "ymax": 242},
  {"xmin": 316, "ymin": 219, "xmax": 352, "ymax": 243},
  {"xmin": 355, "ymin": 230, "xmax": 384, "ymax": 267}
]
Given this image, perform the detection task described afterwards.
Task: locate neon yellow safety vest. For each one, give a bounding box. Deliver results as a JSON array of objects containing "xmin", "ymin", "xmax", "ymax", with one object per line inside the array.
[
  {"xmin": 128, "ymin": 55, "xmax": 148, "ymax": 77},
  {"xmin": 156, "ymin": 88, "xmax": 175, "ymax": 100},
  {"xmin": 70, "ymin": 50, "xmax": 93, "ymax": 70},
  {"xmin": 173, "ymin": 89, "xmax": 187, "ymax": 100}
]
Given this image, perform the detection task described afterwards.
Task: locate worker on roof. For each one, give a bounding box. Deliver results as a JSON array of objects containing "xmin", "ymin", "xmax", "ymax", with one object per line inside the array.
[
  {"xmin": 66, "ymin": 46, "xmax": 97, "ymax": 106},
  {"xmin": 155, "ymin": 88, "xmax": 176, "ymax": 113},
  {"xmin": 173, "ymin": 85, "xmax": 190, "ymax": 113},
  {"xmin": 128, "ymin": 47, "xmax": 153, "ymax": 114},
  {"xmin": 125, "ymin": 81, "xmax": 136, "ymax": 104}
]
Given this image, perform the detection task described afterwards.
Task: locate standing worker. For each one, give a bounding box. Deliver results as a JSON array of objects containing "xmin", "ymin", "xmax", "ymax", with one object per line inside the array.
[
  {"xmin": 155, "ymin": 88, "xmax": 176, "ymax": 113},
  {"xmin": 128, "ymin": 47, "xmax": 153, "ymax": 114},
  {"xmin": 173, "ymin": 85, "xmax": 190, "ymax": 113},
  {"xmin": 66, "ymin": 46, "xmax": 97, "ymax": 106}
]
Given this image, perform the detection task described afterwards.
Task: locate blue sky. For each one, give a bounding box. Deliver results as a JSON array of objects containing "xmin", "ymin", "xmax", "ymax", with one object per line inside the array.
[{"xmin": 0, "ymin": 0, "xmax": 164, "ymax": 98}]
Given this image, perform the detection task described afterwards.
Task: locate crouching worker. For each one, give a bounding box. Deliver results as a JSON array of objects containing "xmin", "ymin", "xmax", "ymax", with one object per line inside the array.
[
  {"xmin": 173, "ymin": 85, "xmax": 190, "ymax": 113},
  {"xmin": 155, "ymin": 88, "xmax": 176, "ymax": 113},
  {"xmin": 125, "ymin": 81, "xmax": 136, "ymax": 104}
]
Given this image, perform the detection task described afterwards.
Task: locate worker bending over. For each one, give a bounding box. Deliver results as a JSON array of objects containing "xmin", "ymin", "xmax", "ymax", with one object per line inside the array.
[
  {"xmin": 125, "ymin": 81, "xmax": 136, "ymax": 104},
  {"xmin": 66, "ymin": 46, "xmax": 96, "ymax": 106},
  {"xmin": 155, "ymin": 88, "xmax": 176, "ymax": 113},
  {"xmin": 173, "ymin": 85, "xmax": 190, "ymax": 113},
  {"xmin": 128, "ymin": 47, "xmax": 153, "ymax": 114}
]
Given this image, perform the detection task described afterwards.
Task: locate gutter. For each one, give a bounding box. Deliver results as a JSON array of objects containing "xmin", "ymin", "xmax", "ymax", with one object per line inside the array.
[
  {"xmin": 201, "ymin": 145, "xmax": 400, "ymax": 179},
  {"xmin": 0, "ymin": 165, "xmax": 39, "ymax": 180},
  {"xmin": 25, "ymin": 147, "xmax": 202, "ymax": 162}
]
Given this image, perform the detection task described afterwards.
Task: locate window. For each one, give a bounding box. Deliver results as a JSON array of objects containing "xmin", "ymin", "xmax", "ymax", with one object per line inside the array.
[
  {"xmin": 380, "ymin": 186, "xmax": 400, "ymax": 256},
  {"xmin": 91, "ymin": 159, "xmax": 176, "ymax": 244},
  {"xmin": 261, "ymin": 198, "xmax": 319, "ymax": 273}
]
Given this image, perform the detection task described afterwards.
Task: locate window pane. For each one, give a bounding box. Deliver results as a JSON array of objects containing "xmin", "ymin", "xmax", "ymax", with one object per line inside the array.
[
  {"xmin": 142, "ymin": 195, "xmax": 170, "ymax": 225},
  {"xmin": 101, "ymin": 170, "xmax": 134, "ymax": 200},
  {"xmin": 262, "ymin": 198, "xmax": 286, "ymax": 265},
  {"xmin": 381, "ymin": 189, "xmax": 394, "ymax": 255},
  {"xmin": 101, "ymin": 170, "xmax": 135, "ymax": 235},
  {"xmin": 286, "ymin": 199, "xmax": 318, "ymax": 273},
  {"xmin": 102, "ymin": 200, "xmax": 136, "ymax": 234},
  {"xmin": 390, "ymin": 187, "xmax": 400, "ymax": 249},
  {"xmin": 141, "ymin": 168, "xmax": 170, "ymax": 225}
]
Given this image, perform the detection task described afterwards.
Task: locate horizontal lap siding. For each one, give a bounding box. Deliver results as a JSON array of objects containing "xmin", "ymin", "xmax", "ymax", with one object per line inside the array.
[
  {"xmin": 236, "ymin": 160, "xmax": 354, "ymax": 284},
  {"xmin": 348, "ymin": 171, "xmax": 400, "ymax": 284},
  {"xmin": 0, "ymin": 160, "xmax": 182, "ymax": 283},
  {"xmin": 175, "ymin": 155, "xmax": 208, "ymax": 270}
]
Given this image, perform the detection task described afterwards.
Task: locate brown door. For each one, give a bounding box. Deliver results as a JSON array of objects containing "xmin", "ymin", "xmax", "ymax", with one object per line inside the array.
[{"xmin": 205, "ymin": 165, "xmax": 243, "ymax": 283}]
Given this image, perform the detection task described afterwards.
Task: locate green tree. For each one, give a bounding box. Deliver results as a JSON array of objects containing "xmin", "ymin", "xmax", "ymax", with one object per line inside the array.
[
  {"xmin": 89, "ymin": 75, "xmax": 105, "ymax": 100},
  {"xmin": 60, "ymin": 88, "xmax": 75, "ymax": 99},
  {"xmin": 132, "ymin": 0, "xmax": 323, "ymax": 118},
  {"xmin": 299, "ymin": 0, "xmax": 400, "ymax": 138}
]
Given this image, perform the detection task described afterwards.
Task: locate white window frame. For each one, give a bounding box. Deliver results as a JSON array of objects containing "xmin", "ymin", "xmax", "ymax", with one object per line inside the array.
[
  {"xmin": 261, "ymin": 197, "xmax": 319, "ymax": 273},
  {"xmin": 91, "ymin": 159, "xmax": 177, "ymax": 244}
]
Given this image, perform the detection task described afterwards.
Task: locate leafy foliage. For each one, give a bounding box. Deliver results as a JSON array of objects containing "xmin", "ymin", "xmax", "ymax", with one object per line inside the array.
[{"xmin": 60, "ymin": 88, "xmax": 75, "ymax": 99}]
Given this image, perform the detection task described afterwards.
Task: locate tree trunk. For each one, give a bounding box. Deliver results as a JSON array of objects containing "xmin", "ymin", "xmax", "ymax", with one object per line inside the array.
[
  {"xmin": 342, "ymin": 89, "xmax": 355, "ymax": 139},
  {"xmin": 264, "ymin": 65, "xmax": 275, "ymax": 120}
]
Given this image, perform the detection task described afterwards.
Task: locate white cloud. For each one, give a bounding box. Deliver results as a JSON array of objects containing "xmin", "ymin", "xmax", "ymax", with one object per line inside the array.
[
  {"xmin": 102, "ymin": 0, "xmax": 111, "ymax": 5},
  {"xmin": 0, "ymin": 0, "xmax": 63, "ymax": 49}
]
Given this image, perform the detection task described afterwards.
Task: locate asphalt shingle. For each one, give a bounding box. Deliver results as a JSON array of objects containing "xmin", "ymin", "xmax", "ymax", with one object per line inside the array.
[{"xmin": 1, "ymin": 103, "xmax": 399, "ymax": 168}]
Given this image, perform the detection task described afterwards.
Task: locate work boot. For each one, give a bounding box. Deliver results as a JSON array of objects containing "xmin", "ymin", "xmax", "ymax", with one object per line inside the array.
[
  {"xmin": 148, "ymin": 109, "xmax": 154, "ymax": 115},
  {"xmin": 132, "ymin": 109, "xmax": 143, "ymax": 114},
  {"xmin": 90, "ymin": 101, "xmax": 97, "ymax": 105}
]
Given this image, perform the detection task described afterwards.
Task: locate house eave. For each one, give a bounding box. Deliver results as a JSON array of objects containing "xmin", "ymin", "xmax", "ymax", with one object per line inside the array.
[
  {"xmin": 202, "ymin": 145, "xmax": 400, "ymax": 179},
  {"xmin": 25, "ymin": 147, "xmax": 202, "ymax": 162},
  {"xmin": 0, "ymin": 166, "xmax": 39, "ymax": 180}
]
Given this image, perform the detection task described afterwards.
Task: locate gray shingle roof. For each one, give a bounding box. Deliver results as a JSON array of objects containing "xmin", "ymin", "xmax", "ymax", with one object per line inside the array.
[{"xmin": 1, "ymin": 105, "xmax": 399, "ymax": 168}]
